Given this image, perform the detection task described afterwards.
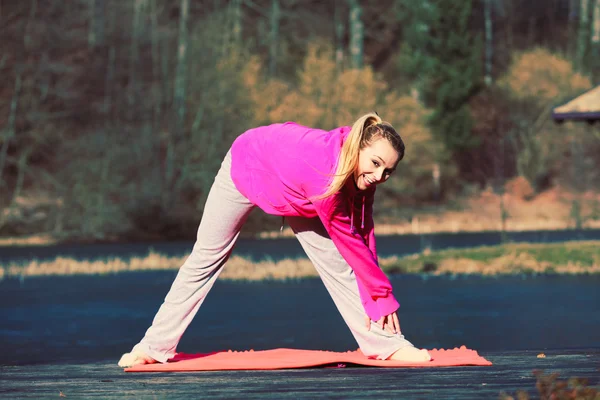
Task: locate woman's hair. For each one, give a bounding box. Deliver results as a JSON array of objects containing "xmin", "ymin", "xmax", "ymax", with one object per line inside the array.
[{"xmin": 319, "ymin": 112, "xmax": 405, "ymax": 199}]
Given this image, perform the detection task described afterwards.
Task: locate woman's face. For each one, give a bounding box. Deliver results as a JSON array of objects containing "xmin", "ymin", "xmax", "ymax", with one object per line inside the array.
[{"xmin": 354, "ymin": 138, "xmax": 399, "ymax": 191}]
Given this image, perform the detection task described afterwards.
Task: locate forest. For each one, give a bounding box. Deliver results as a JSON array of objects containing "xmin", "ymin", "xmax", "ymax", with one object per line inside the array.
[{"xmin": 0, "ymin": 0, "xmax": 599, "ymax": 242}]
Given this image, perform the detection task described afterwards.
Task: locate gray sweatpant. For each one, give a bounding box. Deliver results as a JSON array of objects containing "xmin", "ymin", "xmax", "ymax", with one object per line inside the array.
[{"xmin": 133, "ymin": 150, "xmax": 413, "ymax": 362}]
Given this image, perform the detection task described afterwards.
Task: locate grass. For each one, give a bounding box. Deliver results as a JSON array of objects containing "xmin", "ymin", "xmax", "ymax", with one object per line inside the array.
[
  {"xmin": 384, "ymin": 241, "xmax": 600, "ymax": 275},
  {"xmin": 1, "ymin": 241, "xmax": 599, "ymax": 281},
  {"xmin": 0, "ymin": 253, "xmax": 319, "ymax": 281}
]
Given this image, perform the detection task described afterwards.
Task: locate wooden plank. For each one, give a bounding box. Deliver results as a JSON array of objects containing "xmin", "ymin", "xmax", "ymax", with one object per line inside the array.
[{"xmin": 0, "ymin": 349, "xmax": 598, "ymax": 399}]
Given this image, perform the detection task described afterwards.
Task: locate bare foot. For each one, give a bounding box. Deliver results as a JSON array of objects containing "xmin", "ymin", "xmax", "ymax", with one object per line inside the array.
[
  {"xmin": 117, "ymin": 350, "xmax": 158, "ymax": 367},
  {"xmin": 387, "ymin": 346, "xmax": 431, "ymax": 362}
]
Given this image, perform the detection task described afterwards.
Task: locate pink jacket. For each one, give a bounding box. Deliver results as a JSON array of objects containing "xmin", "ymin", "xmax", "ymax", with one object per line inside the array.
[{"xmin": 230, "ymin": 122, "xmax": 399, "ymax": 321}]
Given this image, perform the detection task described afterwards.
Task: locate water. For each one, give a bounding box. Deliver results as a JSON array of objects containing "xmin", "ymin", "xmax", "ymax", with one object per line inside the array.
[
  {"xmin": 2, "ymin": 229, "xmax": 600, "ymax": 264},
  {"xmin": 1, "ymin": 272, "xmax": 598, "ymax": 366}
]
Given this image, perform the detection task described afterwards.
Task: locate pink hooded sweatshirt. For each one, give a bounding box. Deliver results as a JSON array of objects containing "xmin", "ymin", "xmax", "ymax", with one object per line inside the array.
[{"xmin": 230, "ymin": 122, "xmax": 399, "ymax": 321}]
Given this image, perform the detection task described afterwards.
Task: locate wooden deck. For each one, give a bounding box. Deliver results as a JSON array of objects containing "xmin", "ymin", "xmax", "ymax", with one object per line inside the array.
[{"xmin": 1, "ymin": 349, "xmax": 598, "ymax": 399}]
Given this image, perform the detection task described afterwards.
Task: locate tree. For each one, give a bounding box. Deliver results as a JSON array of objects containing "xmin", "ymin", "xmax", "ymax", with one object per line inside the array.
[
  {"xmin": 484, "ymin": 0, "xmax": 493, "ymax": 85},
  {"xmin": 399, "ymin": 0, "xmax": 482, "ymax": 162},
  {"xmin": 577, "ymin": 0, "xmax": 590, "ymax": 71},
  {"xmin": 269, "ymin": 0, "xmax": 280, "ymax": 77},
  {"xmin": 348, "ymin": 0, "xmax": 364, "ymax": 69},
  {"xmin": 498, "ymin": 48, "xmax": 592, "ymax": 191},
  {"xmin": 592, "ymin": 0, "xmax": 600, "ymax": 81},
  {"xmin": 168, "ymin": 0, "xmax": 190, "ymax": 196}
]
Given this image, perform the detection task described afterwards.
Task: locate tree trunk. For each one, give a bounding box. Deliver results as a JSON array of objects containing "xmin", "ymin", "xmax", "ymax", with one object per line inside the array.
[
  {"xmin": 0, "ymin": 73, "xmax": 21, "ymax": 189},
  {"xmin": 149, "ymin": 0, "xmax": 161, "ymax": 135},
  {"xmin": 484, "ymin": 0, "xmax": 493, "ymax": 85},
  {"xmin": 577, "ymin": 0, "xmax": 590, "ymax": 71},
  {"xmin": 348, "ymin": 0, "xmax": 363, "ymax": 69},
  {"xmin": 167, "ymin": 0, "xmax": 189, "ymax": 191},
  {"xmin": 221, "ymin": 0, "xmax": 242, "ymax": 55},
  {"xmin": 174, "ymin": 0, "xmax": 189, "ymax": 136},
  {"xmin": 569, "ymin": 0, "xmax": 579, "ymax": 59},
  {"xmin": 128, "ymin": 0, "xmax": 145, "ymax": 119},
  {"xmin": 592, "ymin": 0, "xmax": 600, "ymax": 80},
  {"xmin": 505, "ymin": 0, "xmax": 514, "ymax": 53},
  {"xmin": 24, "ymin": 0, "xmax": 37, "ymax": 50},
  {"xmin": 334, "ymin": 0, "xmax": 345, "ymax": 69},
  {"xmin": 269, "ymin": 0, "xmax": 280, "ymax": 77},
  {"xmin": 88, "ymin": 0, "xmax": 105, "ymax": 48},
  {"xmin": 593, "ymin": 0, "xmax": 600, "ymax": 43},
  {"xmin": 232, "ymin": 0, "xmax": 243, "ymax": 47}
]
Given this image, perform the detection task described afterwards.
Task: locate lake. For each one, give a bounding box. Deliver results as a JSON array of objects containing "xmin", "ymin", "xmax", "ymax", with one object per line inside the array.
[{"xmin": 1, "ymin": 272, "xmax": 598, "ymax": 366}]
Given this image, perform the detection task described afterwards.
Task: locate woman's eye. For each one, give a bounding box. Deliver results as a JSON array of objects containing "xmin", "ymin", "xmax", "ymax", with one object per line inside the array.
[{"xmin": 372, "ymin": 160, "xmax": 380, "ymax": 167}]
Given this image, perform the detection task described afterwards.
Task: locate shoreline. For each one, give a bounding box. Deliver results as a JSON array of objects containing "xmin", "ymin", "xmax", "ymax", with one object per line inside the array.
[
  {"xmin": 3, "ymin": 185, "xmax": 600, "ymax": 245},
  {"xmin": 2, "ymin": 223, "xmax": 600, "ymax": 247},
  {"xmin": 2, "ymin": 241, "xmax": 598, "ymax": 281}
]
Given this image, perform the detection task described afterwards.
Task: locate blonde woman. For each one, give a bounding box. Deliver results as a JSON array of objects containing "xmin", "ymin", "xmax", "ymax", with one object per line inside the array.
[{"xmin": 119, "ymin": 112, "xmax": 431, "ymax": 367}]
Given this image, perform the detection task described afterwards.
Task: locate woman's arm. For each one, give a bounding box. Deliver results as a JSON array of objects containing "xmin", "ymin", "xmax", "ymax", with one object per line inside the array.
[{"xmin": 312, "ymin": 193, "xmax": 398, "ymax": 321}]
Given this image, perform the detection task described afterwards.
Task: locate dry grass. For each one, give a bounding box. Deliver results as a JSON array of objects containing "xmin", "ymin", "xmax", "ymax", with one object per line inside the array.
[
  {"xmin": 2, "ymin": 241, "xmax": 599, "ymax": 281},
  {"xmin": 0, "ymin": 252, "xmax": 320, "ymax": 281},
  {"xmin": 0, "ymin": 234, "xmax": 59, "ymax": 246}
]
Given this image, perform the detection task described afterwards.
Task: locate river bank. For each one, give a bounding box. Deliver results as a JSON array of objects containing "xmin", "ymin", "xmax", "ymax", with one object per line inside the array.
[
  {"xmin": 3, "ymin": 183, "xmax": 600, "ymax": 245},
  {"xmin": 1, "ymin": 241, "xmax": 598, "ymax": 281}
]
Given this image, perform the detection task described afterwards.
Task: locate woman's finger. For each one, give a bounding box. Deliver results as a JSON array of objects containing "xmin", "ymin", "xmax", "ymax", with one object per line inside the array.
[{"xmin": 393, "ymin": 313, "xmax": 401, "ymax": 334}]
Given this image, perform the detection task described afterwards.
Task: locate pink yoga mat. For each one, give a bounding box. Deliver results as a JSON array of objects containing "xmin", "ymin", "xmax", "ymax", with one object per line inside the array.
[{"xmin": 125, "ymin": 346, "xmax": 492, "ymax": 372}]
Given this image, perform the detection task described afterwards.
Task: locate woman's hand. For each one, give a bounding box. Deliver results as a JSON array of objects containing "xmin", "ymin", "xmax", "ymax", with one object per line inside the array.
[{"xmin": 365, "ymin": 311, "xmax": 401, "ymax": 334}]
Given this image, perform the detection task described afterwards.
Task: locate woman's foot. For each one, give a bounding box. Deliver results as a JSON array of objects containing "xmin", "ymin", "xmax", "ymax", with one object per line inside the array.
[
  {"xmin": 117, "ymin": 350, "xmax": 158, "ymax": 367},
  {"xmin": 387, "ymin": 346, "xmax": 431, "ymax": 362}
]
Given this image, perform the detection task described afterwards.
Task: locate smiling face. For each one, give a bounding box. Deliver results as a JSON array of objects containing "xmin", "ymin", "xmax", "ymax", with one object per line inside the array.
[{"xmin": 353, "ymin": 138, "xmax": 400, "ymax": 191}]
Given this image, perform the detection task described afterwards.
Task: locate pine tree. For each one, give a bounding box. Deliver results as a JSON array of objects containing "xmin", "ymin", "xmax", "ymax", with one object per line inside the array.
[{"xmin": 399, "ymin": 0, "xmax": 482, "ymax": 156}]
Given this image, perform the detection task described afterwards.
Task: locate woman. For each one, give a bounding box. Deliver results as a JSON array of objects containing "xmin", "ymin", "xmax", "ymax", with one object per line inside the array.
[{"xmin": 118, "ymin": 112, "xmax": 431, "ymax": 367}]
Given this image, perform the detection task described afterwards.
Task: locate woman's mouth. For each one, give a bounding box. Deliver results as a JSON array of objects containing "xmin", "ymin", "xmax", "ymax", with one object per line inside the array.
[{"xmin": 363, "ymin": 175, "xmax": 375, "ymax": 186}]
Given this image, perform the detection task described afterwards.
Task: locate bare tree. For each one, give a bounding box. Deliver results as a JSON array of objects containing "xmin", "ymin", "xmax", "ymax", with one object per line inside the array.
[
  {"xmin": 592, "ymin": 0, "xmax": 600, "ymax": 77},
  {"xmin": 88, "ymin": 0, "xmax": 105, "ymax": 48},
  {"xmin": 484, "ymin": 0, "xmax": 493, "ymax": 85},
  {"xmin": 232, "ymin": 0, "xmax": 243, "ymax": 45},
  {"xmin": 167, "ymin": 0, "xmax": 189, "ymax": 192},
  {"xmin": 348, "ymin": 0, "xmax": 363, "ymax": 69},
  {"xmin": 594, "ymin": 0, "xmax": 600, "ymax": 43},
  {"xmin": 0, "ymin": 73, "xmax": 21, "ymax": 191},
  {"xmin": 577, "ymin": 0, "xmax": 590, "ymax": 71},
  {"xmin": 128, "ymin": 0, "xmax": 145, "ymax": 119},
  {"xmin": 269, "ymin": 0, "xmax": 280, "ymax": 77},
  {"xmin": 334, "ymin": 0, "xmax": 345, "ymax": 69}
]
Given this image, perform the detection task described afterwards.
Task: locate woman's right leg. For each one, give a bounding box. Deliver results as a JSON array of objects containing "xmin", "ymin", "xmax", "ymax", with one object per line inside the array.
[
  {"xmin": 286, "ymin": 216, "xmax": 429, "ymax": 362},
  {"xmin": 121, "ymin": 151, "xmax": 255, "ymax": 365}
]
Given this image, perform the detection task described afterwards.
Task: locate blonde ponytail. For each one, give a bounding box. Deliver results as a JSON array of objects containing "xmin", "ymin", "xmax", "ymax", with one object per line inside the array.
[{"xmin": 319, "ymin": 112, "xmax": 382, "ymax": 199}]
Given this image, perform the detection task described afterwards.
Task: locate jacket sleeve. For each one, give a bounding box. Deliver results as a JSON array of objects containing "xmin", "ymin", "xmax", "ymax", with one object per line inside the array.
[{"xmin": 312, "ymin": 192, "xmax": 399, "ymax": 321}]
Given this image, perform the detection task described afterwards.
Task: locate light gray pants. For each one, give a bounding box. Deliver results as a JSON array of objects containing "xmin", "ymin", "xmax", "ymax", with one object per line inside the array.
[{"xmin": 133, "ymin": 151, "xmax": 413, "ymax": 362}]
